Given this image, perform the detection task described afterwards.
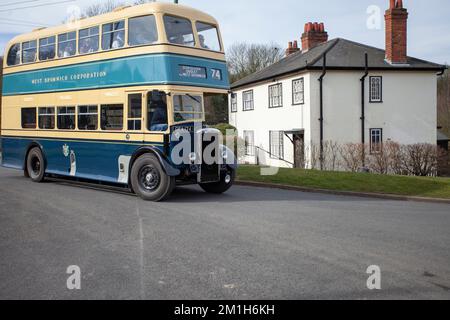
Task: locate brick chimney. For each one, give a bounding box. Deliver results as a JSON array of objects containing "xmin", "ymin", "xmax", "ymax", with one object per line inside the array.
[
  {"xmin": 286, "ymin": 40, "xmax": 300, "ymax": 56},
  {"xmin": 385, "ymin": 0, "xmax": 408, "ymax": 64},
  {"xmin": 301, "ymin": 22, "xmax": 328, "ymax": 52}
]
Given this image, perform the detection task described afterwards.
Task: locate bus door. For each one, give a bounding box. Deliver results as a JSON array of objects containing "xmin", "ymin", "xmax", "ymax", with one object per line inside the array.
[{"xmin": 126, "ymin": 92, "xmax": 145, "ymax": 143}]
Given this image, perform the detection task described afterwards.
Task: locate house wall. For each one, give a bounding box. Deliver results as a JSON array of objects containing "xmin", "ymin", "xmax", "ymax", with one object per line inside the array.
[
  {"xmin": 230, "ymin": 70, "xmax": 438, "ymax": 168},
  {"xmin": 309, "ymin": 70, "xmax": 437, "ymax": 146},
  {"xmin": 229, "ymin": 73, "xmax": 312, "ymax": 168}
]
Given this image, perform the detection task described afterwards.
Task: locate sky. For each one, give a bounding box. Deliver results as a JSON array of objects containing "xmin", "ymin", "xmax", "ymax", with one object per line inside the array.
[{"xmin": 0, "ymin": 0, "xmax": 449, "ymax": 64}]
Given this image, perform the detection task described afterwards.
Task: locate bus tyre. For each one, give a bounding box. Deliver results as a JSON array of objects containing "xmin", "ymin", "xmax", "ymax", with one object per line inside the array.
[
  {"xmin": 200, "ymin": 169, "xmax": 235, "ymax": 194},
  {"xmin": 131, "ymin": 154, "xmax": 175, "ymax": 202},
  {"xmin": 26, "ymin": 147, "xmax": 45, "ymax": 183}
]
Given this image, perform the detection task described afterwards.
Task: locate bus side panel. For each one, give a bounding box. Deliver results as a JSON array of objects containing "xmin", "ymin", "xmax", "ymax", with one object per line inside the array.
[
  {"xmin": 1, "ymin": 137, "xmax": 165, "ymax": 184},
  {"xmin": 1, "ymin": 137, "xmax": 29, "ymax": 170}
]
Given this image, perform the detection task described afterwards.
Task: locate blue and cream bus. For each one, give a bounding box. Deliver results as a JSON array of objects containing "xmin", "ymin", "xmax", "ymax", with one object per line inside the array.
[{"xmin": 0, "ymin": 2, "xmax": 236, "ymax": 201}]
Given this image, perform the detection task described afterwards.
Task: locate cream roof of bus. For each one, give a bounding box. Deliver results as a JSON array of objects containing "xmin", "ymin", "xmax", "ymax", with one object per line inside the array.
[{"xmin": 5, "ymin": 2, "xmax": 219, "ymax": 50}]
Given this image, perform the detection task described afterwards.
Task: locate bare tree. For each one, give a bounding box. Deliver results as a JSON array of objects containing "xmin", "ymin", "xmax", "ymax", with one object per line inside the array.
[
  {"xmin": 401, "ymin": 143, "xmax": 439, "ymax": 177},
  {"xmin": 227, "ymin": 42, "xmax": 284, "ymax": 83},
  {"xmin": 71, "ymin": 0, "xmax": 154, "ymax": 20},
  {"xmin": 322, "ymin": 141, "xmax": 340, "ymax": 171},
  {"xmin": 340, "ymin": 143, "xmax": 365, "ymax": 172}
]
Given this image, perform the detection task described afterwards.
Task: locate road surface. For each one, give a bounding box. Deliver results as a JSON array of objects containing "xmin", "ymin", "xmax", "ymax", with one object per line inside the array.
[{"xmin": 0, "ymin": 167, "xmax": 449, "ymax": 299}]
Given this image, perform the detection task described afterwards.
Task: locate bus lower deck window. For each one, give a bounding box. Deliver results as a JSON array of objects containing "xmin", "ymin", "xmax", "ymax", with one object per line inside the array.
[
  {"xmin": 57, "ymin": 106, "xmax": 76, "ymax": 130},
  {"xmin": 128, "ymin": 94, "xmax": 142, "ymax": 131},
  {"xmin": 21, "ymin": 108, "xmax": 37, "ymax": 129},
  {"xmin": 101, "ymin": 105, "xmax": 123, "ymax": 130},
  {"xmin": 38, "ymin": 107, "xmax": 55, "ymax": 129},
  {"xmin": 78, "ymin": 105, "xmax": 98, "ymax": 130}
]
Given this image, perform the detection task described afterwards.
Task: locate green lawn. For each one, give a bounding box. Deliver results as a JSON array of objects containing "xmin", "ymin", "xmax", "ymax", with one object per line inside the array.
[{"xmin": 237, "ymin": 165, "xmax": 450, "ymax": 199}]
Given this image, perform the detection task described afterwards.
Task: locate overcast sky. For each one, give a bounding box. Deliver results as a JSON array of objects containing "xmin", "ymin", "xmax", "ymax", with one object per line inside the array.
[{"xmin": 0, "ymin": 0, "xmax": 449, "ymax": 64}]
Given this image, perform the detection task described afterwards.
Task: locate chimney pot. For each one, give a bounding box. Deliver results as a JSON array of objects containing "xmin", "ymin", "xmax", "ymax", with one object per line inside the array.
[{"xmin": 302, "ymin": 21, "xmax": 328, "ymax": 52}]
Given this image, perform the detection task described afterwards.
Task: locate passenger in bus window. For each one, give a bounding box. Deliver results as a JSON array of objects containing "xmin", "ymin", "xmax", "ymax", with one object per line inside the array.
[
  {"xmin": 112, "ymin": 33, "xmax": 124, "ymax": 49},
  {"xmin": 62, "ymin": 42, "xmax": 74, "ymax": 57},
  {"xmin": 199, "ymin": 35, "xmax": 208, "ymax": 49}
]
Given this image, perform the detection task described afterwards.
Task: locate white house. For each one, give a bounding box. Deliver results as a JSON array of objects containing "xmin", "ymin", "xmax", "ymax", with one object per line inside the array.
[{"xmin": 229, "ymin": 0, "xmax": 445, "ymax": 169}]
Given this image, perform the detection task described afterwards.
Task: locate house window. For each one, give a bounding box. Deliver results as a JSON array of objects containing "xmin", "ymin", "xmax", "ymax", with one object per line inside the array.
[
  {"xmin": 243, "ymin": 130, "xmax": 254, "ymax": 156},
  {"xmin": 292, "ymin": 78, "xmax": 304, "ymax": 105},
  {"xmin": 269, "ymin": 83, "xmax": 283, "ymax": 108},
  {"xmin": 370, "ymin": 76, "xmax": 382, "ymax": 103},
  {"xmin": 370, "ymin": 128, "xmax": 383, "ymax": 153},
  {"xmin": 269, "ymin": 131, "xmax": 284, "ymax": 159},
  {"xmin": 230, "ymin": 93, "xmax": 237, "ymax": 113},
  {"xmin": 243, "ymin": 90, "xmax": 254, "ymax": 111}
]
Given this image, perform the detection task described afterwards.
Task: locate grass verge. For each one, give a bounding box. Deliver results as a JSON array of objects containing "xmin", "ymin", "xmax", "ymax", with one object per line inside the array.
[{"xmin": 237, "ymin": 165, "xmax": 450, "ymax": 200}]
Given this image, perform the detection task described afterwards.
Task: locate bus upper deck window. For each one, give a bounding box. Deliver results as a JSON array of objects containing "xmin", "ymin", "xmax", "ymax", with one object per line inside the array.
[
  {"xmin": 128, "ymin": 15, "xmax": 158, "ymax": 46},
  {"xmin": 102, "ymin": 20, "xmax": 125, "ymax": 50},
  {"xmin": 163, "ymin": 15, "xmax": 195, "ymax": 47},
  {"xmin": 58, "ymin": 32, "xmax": 76, "ymax": 58},
  {"xmin": 39, "ymin": 36, "xmax": 56, "ymax": 61},
  {"xmin": 7, "ymin": 43, "xmax": 21, "ymax": 66},
  {"xmin": 79, "ymin": 26, "xmax": 99, "ymax": 54},
  {"xmin": 22, "ymin": 40, "xmax": 37, "ymax": 63},
  {"xmin": 196, "ymin": 22, "xmax": 221, "ymax": 51}
]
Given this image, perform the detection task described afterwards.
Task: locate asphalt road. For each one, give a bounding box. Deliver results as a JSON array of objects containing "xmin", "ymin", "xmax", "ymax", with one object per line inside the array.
[{"xmin": 0, "ymin": 166, "xmax": 449, "ymax": 300}]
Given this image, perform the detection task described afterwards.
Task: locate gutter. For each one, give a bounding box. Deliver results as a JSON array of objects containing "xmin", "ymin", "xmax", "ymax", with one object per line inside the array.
[
  {"xmin": 318, "ymin": 53, "xmax": 327, "ymax": 171},
  {"xmin": 360, "ymin": 53, "xmax": 369, "ymax": 167}
]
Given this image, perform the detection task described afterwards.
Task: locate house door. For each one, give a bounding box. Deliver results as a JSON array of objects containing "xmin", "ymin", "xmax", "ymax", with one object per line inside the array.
[{"xmin": 293, "ymin": 134, "xmax": 305, "ymax": 169}]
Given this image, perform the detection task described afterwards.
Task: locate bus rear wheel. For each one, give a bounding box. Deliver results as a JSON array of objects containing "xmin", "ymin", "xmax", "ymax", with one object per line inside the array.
[
  {"xmin": 199, "ymin": 169, "xmax": 235, "ymax": 194},
  {"xmin": 131, "ymin": 154, "xmax": 175, "ymax": 202},
  {"xmin": 26, "ymin": 147, "xmax": 45, "ymax": 182}
]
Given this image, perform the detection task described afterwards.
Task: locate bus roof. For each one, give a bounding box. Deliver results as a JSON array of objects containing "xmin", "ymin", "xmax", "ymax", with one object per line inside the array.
[{"xmin": 5, "ymin": 2, "xmax": 219, "ymax": 47}]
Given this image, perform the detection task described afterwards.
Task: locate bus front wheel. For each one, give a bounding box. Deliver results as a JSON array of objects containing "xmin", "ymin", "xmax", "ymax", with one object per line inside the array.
[
  {"xmin": 130, "ymin": 154, "xmax": 175, "ymax": 202},
  {"xmin": 26, "ymin": 147, "xmax": 45, "ymax": 182},
  {"xmin": 199, "ymin": 169, "xmax": 235, "ymax": 194}
]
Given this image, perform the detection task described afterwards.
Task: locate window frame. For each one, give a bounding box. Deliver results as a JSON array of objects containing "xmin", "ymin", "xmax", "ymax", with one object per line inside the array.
[
  {"xmin": 78, "ymin": 26, "xmax": 100, "ymax": 55},
  {"xmin": 195, "ymin": 21, "xmax": 222, "ymax": 52},
  {"xmin": 101, "ymin": 20, "xmax": 126, "ymax": 51},
  {"xmin": 370, "ymin": 128, "xmax": 383, "ymax": 154},
  {"xmin": 163, "ymin": 14, "xmax": 196, "ymax": 48},
  {"xmin": 21, "ymin": 107, "xmax": 37, "ymax": 129},
  {"xmin": 77, "ymin": 105, "xmax": 99, "ymax": 131},
  {"xmin": 292, "ymin": 77, "xmax": 305, "ymax": 105},
  {"xmin": 230, "ymin": 93, "xmax": 237, "ymax": 113},
  {"xmin": 242, "ymin": 90, "xmax": 254, "ymax": 111},
  {"xmin": 57, "ymin": 106, "xmax": 76, "ymax": 130},
  {"xmin": 7, "ymin": 43, "xmax": 21, "ymax": 66},
  {"xmin": 22, "ymin": 40, "xmax": 37, "ymax": 64},
  {"xmin": 128, "ymin": 14, "xmax": 158, "ymax": 47},
  {"xmin": 127, "ymin": 93, "xmax": 143, "ymax": 131},
  {"xmin": 100, "ymin": 104, "xmax": 124, "ymax": 131},
  {"xmin": 57, "ymin": 31, "xmax": 77, "ymax": 58},
  {"xmin": 269, "ymin": 83, "xmax": 283, "ymax": 108},
  {"xmin": 243, "ymin": 130, "xmax": 255, "ymax": 156},
  {"xmin": 38, "ymin": 36, "xmax": 56, "ymax": 61},
  {"xmin": 38, "ymin": 107, "xmax": 56, "ymax": 130},
  {"xmin": 269, "ymin": 131, "xmax": 284, "ymax": 159},
  {"xmin": 369, "ymin": 76, "xmax": 383, "ymax": 103}
]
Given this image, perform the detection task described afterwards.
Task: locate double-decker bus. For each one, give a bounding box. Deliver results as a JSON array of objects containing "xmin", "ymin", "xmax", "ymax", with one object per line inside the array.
[{"xmin": 0, "ymin": 2, "xmax": 236, "ymax": 201}]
